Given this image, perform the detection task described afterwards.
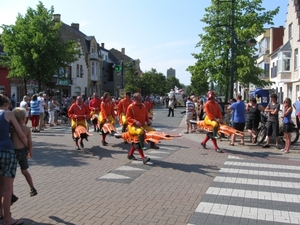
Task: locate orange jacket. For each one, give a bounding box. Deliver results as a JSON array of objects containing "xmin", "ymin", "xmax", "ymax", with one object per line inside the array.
[
  {"xmin": 144, "ymin": 100, "xmax": 153, "ymax": 111},
  {"xmin": 100, "ymin": 100, "xmax": 115, "ymax": 120},
  {"xmin": 89, "ymin": 97, "xmax": 102, "ymax": 112},
  {"xmin": 204, "ymin": 101, "xmax": 223, "ymax": 120},
  {"xmin": 117, "ymin": 98, "xmax": 133, "ymax": 116},
  {"xmin": 126, "ymin": 103, "xmax": 149, "ymax": 126},
  {"xmin": 68, "ymin": 103, "xmax": 90, "ymax": 121}
]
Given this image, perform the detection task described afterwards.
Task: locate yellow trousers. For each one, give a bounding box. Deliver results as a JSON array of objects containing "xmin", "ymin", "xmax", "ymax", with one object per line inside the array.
[
  {"xmin": 71, "ymin": 119, "xmax": 89, "ymax": 130},
  {"xmin": 128, "ymin": 125, "xmax": 156, "ymax": 136},
  {"xmin": 204, "ymin": 116, "xmax": 219, "ymax": 128},
  {"xmin": 98, "ymin": 115, "xmax": 116, "ymax": 126}
]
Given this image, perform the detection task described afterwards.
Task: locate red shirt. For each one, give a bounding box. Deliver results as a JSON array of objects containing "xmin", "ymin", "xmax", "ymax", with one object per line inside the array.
[
  {"xmin": 89, "ymin": 97, "xmax": 102, "ymax": 112},
  {"xmin": 126, "ymin": 102, "xmax": 149, "ymax": 126},
  {"xmin": 117, "ymin": 98, "xmax": 133, "ymax": 116},
  {"xmin": 144, "ymin": 100, "xmax": 153, "ymax": 111},
  {"xmin": 100, "ymin": 100, "xmax": 115, "ymax": 120},
  {"xmin": 68, "ymin": 103, "xmax": 90, "ymax": 121}
]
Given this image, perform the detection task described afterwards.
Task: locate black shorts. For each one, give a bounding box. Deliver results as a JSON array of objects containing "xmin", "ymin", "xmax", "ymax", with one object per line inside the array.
[
  {"xmin": 15, "ymin": 148, "xmax": 29, "ymax": 170},
  {"xmin": 283, "ymin": 123, "xmax": 292, "ymax": 133},
  {"xmin": 246, "ymin": 119, "xmax": 259, "ymax": 131},
  {"xmin": 266, "ymin": 121, "xmax": 279, "ymax": 137},
  {"xmin": 232, "ymin": 122, "xmax": 245, "ymax": 132}
]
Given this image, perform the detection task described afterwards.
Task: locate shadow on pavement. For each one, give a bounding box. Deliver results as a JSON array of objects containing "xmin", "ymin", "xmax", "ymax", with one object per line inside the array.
[{"xmin": 152, "ymin": 160, "xmax": 219, "ymax": 177}]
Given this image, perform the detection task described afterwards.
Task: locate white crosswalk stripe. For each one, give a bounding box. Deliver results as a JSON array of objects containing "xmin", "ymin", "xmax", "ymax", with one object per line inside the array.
[{"xmin": 188, "ymin": 155, "xmax": 300, "ymax": 225}]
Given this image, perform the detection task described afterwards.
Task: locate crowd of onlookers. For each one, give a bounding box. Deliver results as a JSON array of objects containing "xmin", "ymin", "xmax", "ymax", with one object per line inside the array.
[{"xmin": 181, "ymin": 92, "xmax": 300, "ymax": 154}]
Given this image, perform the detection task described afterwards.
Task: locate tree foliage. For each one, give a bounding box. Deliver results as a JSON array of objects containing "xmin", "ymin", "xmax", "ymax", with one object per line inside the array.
[
  {"xmin": 188, "ymin": 0, "xmax": 279, "ymax": 101},
  {"xmin": 0, "ymin": 1, "xmax": 80, "ymax": 92},
  {"xmin": 124, "ymin": 67, "xmax": 184, "ymax": 97}
]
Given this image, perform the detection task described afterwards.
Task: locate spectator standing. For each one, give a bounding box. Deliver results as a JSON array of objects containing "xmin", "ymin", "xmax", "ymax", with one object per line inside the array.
[
  {"xmin": 48, "ymin": 96, "xmax": 56, "ymax": 126},
  {"xmin": 293, "ymin": 96, "xmax": 300, "ymax": 133},
  {"xmin": 10, "ymin": 93, "xmax": 16, "ymax": 109},
  {"xmin": 228, "ymin": 94, "xmax": 246, "ymax": 145},
  {"xmin": 245, "ymin": 97, "xmax": 264, "ymax": 143},
  {"xmin": 20, "ymin": 95, "xmax": 30, "ymax": 125},
  {"xmin": 0, "ymin": 94, "xmax": 27, "ymax": 225},
  {"xmin": 262, "ymin": 93, "xmax": 280, "ymax": 148},
  {"xmin": 52, "ymin": 96, "xmax": 60, "ymax": 126},
  {"xmin": 30, "ymin": 94, "xmax": 40, "ymax": 132},
  {"xmin": 11, "ymin": 107, "xmax": 38, "ymax": 197},
  {"xmin": 37, "ymin": 92, "xmax": 47, "ymax": 131},
  {"xmin": 198, "ymin": 99, "xmax": 204, "ymax": 120},
  {"xmin": 167, "ymin": 97, "xmax": 175, "ymax": 117},
  {"xmin": 184, "ymin": 96, "xmax": 195, "ymax": 134},
  {"xmin": 281, "ymin": 98, "xmax": 293, "ymax": 153}
]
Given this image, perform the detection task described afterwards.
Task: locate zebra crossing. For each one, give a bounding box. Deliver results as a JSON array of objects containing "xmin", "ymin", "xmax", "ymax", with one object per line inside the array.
[
  {"xmin": 188, "ymin": 155, "xmax": 300, "ymax": 225},
  {"xmin": 96, "ymin": 146, "xmax": 180, "ymax": 183}
]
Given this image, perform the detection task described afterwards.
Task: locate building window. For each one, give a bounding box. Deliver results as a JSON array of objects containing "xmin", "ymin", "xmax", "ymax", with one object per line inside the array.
[
  {"xmin": 76, "ymin": 64, "xmax": 79, "ymax": 77},
  {"xmin": 294, "ymin": 48, "xmax": 298, "ymax": 70},
  {"xmin": 80, "ymin": 65, "xmax": 83, "ymax": 77},
  {"xmin": 91, "ymin": 62, "xmax": 95, "ymax": 76},
  {"xmin": 283, "ymin": 59, "xmax": 290, "ymax": 71},
  {"xmin": 0, "ymin": 86, "xmax": 5, "ymax": 94},
  {"xmin": 288, "ymin": 23, "xmax": 293, "ymax": 39},
  {"xmin": 92, "ymin": 44, "xmax": 95, "ymax": 53}
]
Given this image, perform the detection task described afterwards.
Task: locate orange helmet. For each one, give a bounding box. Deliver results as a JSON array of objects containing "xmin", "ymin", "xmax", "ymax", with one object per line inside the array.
[{"xmin": 207, "ymin": 90, "xmax": 215, "ymax": 100}]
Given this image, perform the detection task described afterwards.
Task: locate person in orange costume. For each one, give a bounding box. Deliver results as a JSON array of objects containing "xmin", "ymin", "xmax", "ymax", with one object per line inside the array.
[
  {"xmin": 117, "ymin": 91, "xmax": 133, "ymax": 132},
  {"xmin": 68, "ymin": 96, "xmax": 90, "ymax": 140},
  {"xmin": 126, "ymin": 93, "xmax": 158, "ymax": 155},
  {"xmin": 89, "ymin": 93, "xmax": 102, "ymax": 132},
  {"xmin": 98, "ymin": 92, "xmax": 116, "ymax": 146},
  {"xmin": 144, "ymin": 96, "xmax": 154, "ymax": 119},
  {"xmin": 201, "ymin": 90, "xmax": 223, "ymax": 153}
]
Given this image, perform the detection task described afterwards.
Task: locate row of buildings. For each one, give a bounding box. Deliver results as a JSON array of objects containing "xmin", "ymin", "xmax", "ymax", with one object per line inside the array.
[
  {"xmin": 238, "ymin": 0, "xmax": 300, "ymax": 105},
  {"xmin": 0, "ymin": 14, "xmax": 143, "ymax": 104}
]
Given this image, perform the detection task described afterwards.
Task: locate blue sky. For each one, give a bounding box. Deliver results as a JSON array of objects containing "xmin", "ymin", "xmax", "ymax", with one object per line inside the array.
[{"xmin": 0, "ymin": 0, "xmax": 288, "ymax": 85}]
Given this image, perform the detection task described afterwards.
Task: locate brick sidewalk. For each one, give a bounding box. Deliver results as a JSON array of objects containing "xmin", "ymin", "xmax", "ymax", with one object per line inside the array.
[{"xmin": 10, "ymin": 115, "xmax": 300, "ymax": 225}]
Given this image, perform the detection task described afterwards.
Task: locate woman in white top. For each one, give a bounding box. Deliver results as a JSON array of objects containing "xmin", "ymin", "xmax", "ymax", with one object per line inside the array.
[{"xmin": 19, "ymin": 95, "xmax": 30, "ymax": 125}]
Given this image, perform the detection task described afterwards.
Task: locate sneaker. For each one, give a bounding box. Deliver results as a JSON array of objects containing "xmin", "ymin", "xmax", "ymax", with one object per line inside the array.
[
  {"xmin": 150, "ymin": 145, "xmax": 159, "ymax": 149},
  {"xmin": 143, "ymin": 157, "xmax": 151, "ymax": 164},
  {"xmin": 30, "ymin": 187, "xmax": 38, "ymax": 197},
  {"xmin": 280, "ymin": 149, "xmax": 286, "ymax": 152},
  {"xmin": 283, "ymin": 150, "xmax": 290, "ymax": 154},
  {"xmin": 262, "ymin": 144, "xmax": 270, "ymax": 148},
  {"xmin": 215, "ymin": 148, "xmax": 223, "ymax": 153},
  {"xmin": 127, "ymin": 155, "xmax": 137, "ymax": 160},
  {"xmin": 102, "ymin": 141, "xmax": 108, "ymax": 146},
  {"xmin": 142, "ymin": 146, "xmax": 148, "ymax": 151},
  {"xmin": 80, "ymin": 142, "xmax": 84, "ymax": 148},
  {"xmin": 200, "ymin": 142, "xmax": 207, "ymax": 149}
]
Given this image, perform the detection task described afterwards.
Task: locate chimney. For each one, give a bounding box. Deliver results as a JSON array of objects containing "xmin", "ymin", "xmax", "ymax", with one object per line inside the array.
[
  {"xmin": 53, "ymin": 14, "xmax": 61, "ymax": 22},
  {"xmin": 121, "ymin": 48, "xmax": 125, "ymax": 55},
  {"xmin": 71, "ymin": 23, "xmax": 80, "ymax": 30},
  {"xmin": 101, "ymin": 43, "xmax": 104, "ymax": 48}
]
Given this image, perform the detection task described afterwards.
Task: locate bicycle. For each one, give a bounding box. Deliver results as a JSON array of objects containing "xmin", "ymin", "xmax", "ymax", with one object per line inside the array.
[{"xmin": 256, "ymin": 113, "xmax": 299, "ymax": 145}]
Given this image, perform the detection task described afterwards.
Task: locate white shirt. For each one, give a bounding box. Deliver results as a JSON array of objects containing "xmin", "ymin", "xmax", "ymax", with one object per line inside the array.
[
  {"xmin": 293, "ymin": 100, "xmax": 300, "ymax": 116},
  {"xmin": 37, "ymin": 96, "xmax": 46, "ymax": 113},
  {"xmin": 20, "ymin": 100, "xmax": 29, "ymax": 117}
]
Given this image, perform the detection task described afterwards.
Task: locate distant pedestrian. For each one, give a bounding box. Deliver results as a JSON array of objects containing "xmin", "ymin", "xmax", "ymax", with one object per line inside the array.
[
  {"xmin": 184, "ymin": 96, "xmax": 195, "ymax": 134},
  {"xmin": 167, "ymin": 97, "xmax": 175, "ymax": 117},
  {"xmin": 20, "ymin": 95, "xmax": 30, "ymax": 125},
  {"xmin": 293, "ymin": 96, "xmax": 300, "ymax": 133},
  {"xmin": 11, "ymin": 107, "xmax": 38, "ymax": 197},
  {"xmin": 10, "ymin": 93, "xmax": 16, "ymax": 109},
  {"xmin": 30, "ymin": 94, "xmax": 40, "ymax": 132},
  {"xmin": 281, "ymin": 98, "xmax": 293, "ymax": 154}
]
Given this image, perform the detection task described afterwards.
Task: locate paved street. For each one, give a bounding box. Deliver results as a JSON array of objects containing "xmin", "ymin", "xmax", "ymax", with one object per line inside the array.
[{"xmin": 9, "ymin": 105, "xmax": 300, "ymax": 225}]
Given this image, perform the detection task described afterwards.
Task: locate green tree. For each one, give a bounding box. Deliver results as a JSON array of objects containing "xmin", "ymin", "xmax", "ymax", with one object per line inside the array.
[
  {"xmin": 124, "ymin": 62, "xmax": 141, "ymax": 94},
  {"xmin": 188, "ymin": 0, "xmax": 279, "ymax": 102},
  {"xmin": 0, "ymin": 1, "xmax": 80, "ymax": 92},
  {"xmin": 140, "ymin": 69, "xmax": 167, "ymax": 96}
]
